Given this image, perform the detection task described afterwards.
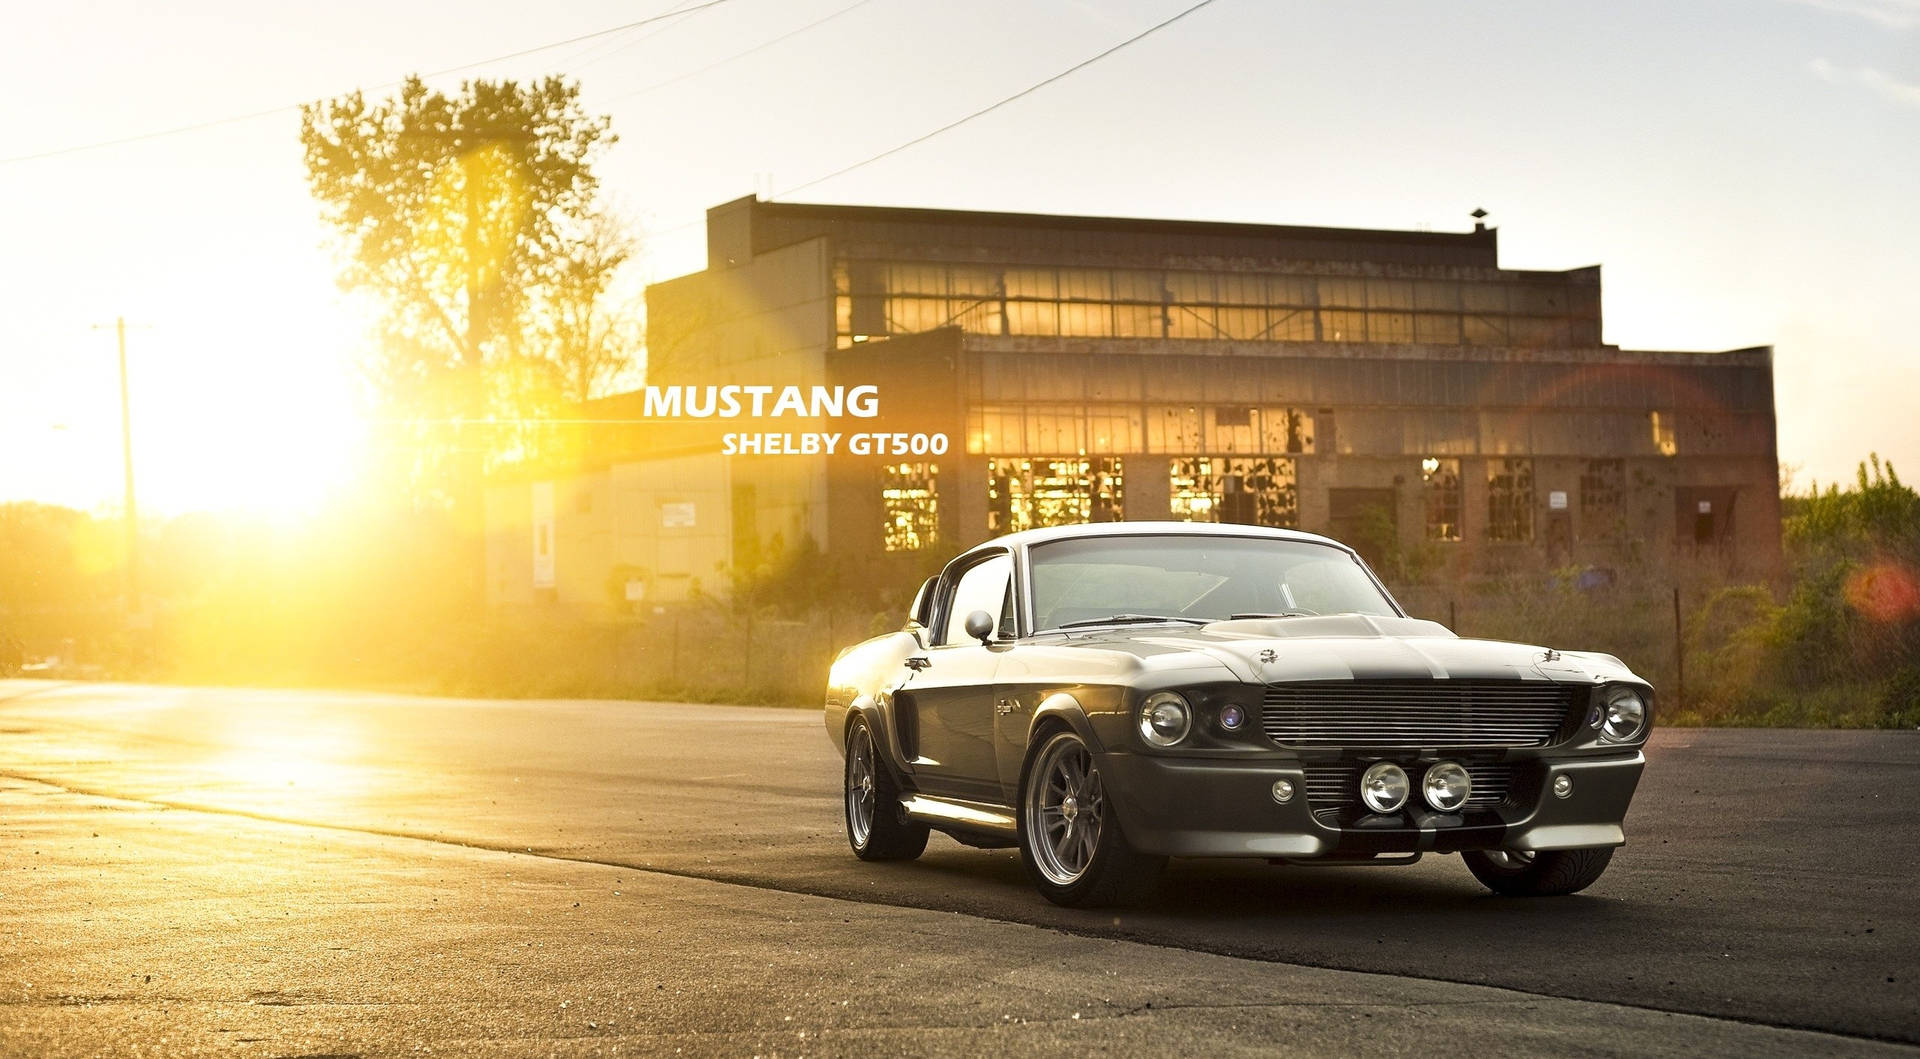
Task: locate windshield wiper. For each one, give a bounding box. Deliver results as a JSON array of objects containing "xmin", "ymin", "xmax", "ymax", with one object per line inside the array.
[
  {"xmin": 1229, "ymin": 611, "xmax": 1317, "ymax": 619},
  {"xmin": 1054, "ymin": 613, "xmax": 1210, "ymax": 630}
]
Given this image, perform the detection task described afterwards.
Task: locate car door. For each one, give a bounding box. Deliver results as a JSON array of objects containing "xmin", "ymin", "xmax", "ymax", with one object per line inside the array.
[{"xmin": 904, "ymin": 552, "xmax": 1011, "ymax": 801}]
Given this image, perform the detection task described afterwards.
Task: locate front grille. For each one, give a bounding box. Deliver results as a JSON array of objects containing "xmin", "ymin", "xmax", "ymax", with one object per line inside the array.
[
  {"xmin": 1302, "ymin": 761, "xmax": 1516, "ymax": 818},
  {"xmin": 1261, "ymin": 680, "xmax": 1578, "ymax": 748}
]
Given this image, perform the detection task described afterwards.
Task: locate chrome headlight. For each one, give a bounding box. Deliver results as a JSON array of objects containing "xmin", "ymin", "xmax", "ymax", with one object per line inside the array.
[
  {"xmin": 1360, "ymin": 761, "xmax": 1410, "ymax": 813},
  {"xmin": 1138, "ymin": 691, "xmax": 1192, "ymax": 747},
  {"xmin": 1600, "ymin": 686, "xmax": 1648, "ymax": 743},
  {"xmin": 1422, "ymin": 761, "xmax": 1472, "ymax": 812}
]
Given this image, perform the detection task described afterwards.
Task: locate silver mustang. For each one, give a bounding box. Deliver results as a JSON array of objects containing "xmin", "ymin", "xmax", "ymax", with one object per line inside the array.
[{"xmin": 825, "ymin": 522, "xmax": 1651, "ymax": 907}]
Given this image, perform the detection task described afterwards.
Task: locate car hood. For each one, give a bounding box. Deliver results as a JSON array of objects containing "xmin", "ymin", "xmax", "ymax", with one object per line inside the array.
[{"xmin": 1046, "ymin": 613, "xmax": 1640, "ymax": 686}]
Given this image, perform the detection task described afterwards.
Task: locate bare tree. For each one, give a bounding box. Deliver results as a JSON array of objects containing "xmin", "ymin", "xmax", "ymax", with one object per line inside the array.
[{"xmin": 543, "ymin": 209, "xmax": 641, "ymax": 403}]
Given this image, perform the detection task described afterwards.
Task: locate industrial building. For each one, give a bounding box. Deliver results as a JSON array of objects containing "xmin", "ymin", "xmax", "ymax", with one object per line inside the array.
[{"xmin": 486, "ymin": 196, "xmax": 1780, "ymax": 608}]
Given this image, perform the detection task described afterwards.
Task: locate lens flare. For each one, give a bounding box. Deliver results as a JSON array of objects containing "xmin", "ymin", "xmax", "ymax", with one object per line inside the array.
[{"xmin": 1844, "ymin": 561, "xmax": 1920, "ymax": 624}]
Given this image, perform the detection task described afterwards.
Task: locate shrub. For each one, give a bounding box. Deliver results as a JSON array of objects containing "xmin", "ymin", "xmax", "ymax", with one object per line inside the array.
[{"xmin": 1883, "ymin": 666, "xmax": 1920, "ymax": 729}]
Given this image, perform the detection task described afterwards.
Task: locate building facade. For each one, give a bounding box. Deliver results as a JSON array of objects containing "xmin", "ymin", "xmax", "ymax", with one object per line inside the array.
[{"xmin": 486, "ymin": 197, "xmax": 1779, "ymax": 608}]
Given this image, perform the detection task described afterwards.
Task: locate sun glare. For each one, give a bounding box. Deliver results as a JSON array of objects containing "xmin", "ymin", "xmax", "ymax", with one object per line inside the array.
[
  {"xmin": 144, "ymin": 400, "xmax": 369, "ymax": 523},
  {"xmin": 127, "ymin": 277, "xmax": 372, "ymax": 523},
  {"xmin": 205, "ymin": 711, "xmax": 373, "ymax": 807}
]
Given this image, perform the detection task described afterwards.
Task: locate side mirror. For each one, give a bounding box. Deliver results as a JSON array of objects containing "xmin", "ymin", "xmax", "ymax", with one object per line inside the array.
[
  {"xmin": 963, "ymin": 609, "xmax": 996, "ymax": 645},
  {"xmin": 903, "ymin": 620, "xmax": 928, "ymax": 648}
]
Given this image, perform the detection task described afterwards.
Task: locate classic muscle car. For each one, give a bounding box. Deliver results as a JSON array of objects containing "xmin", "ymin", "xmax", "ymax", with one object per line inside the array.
[{"xmin": 825, "ymin": 522, "xmax": 1651, "ymax": 907}]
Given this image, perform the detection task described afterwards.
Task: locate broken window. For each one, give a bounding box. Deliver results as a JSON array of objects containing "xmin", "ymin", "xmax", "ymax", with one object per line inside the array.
[
  {"xmin": 1169, "ymin": 457, "xmax": 1299, "ymax": 527},
  {"xmin": 848, "ymin": 262, "xmax": 887, "ymax": 339},
  {"xmin": 882, "ymin": 463, "xmax": 939, "ymax": 552},
  {"xmin": 834, "ymin": 260, "xmax": 1597, "ymax": 350},
  {"xmin": 1487, "ymin": 457, "xmax": 1535, "ymax": 542},
  {"xmin": 1211, "ymin": 405, "xmax": 1257, "ymax": 453},
  {"xmin": 1421, "ymin": 457, "xmax": 1463, "ymax": 541},
  {"xmin": 1579, "ymin": 458, "xmax": 1625, "ymax": 538},
  {"xmin": 987, "ymin": 458, "xmax": 1125, "ymax": 533},
  {"xmin": 1270, "ymin": 408, "xmax": 1315, "ymax": 454}
]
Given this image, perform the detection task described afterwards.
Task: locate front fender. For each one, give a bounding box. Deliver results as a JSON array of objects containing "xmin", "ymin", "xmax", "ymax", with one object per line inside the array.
[{"xmin": 1028, "ymin": 692, "xmax": 1104, "ymax": 753}]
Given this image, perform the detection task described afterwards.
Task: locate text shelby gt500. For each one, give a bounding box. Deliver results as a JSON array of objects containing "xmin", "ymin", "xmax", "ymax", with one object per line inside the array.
[{"xmin": 825, "ymin": 522, "xmax": 1650, "ymax": 907}]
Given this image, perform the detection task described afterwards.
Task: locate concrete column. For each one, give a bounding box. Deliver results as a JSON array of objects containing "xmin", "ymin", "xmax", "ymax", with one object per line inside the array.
[
  {"xmin": 1461, "ymin": 457, "xmax": 1490, "ymax": 572},
  {"xmin": 953, "ymin": 453, "xmax": 988, "ymax": 544},
  {"xmin": 1291, "ymin": 457, "xmax": 1320, "ymax": 534},
  {"xmin": 1125, "ymin": 454, "xmax": 1171, "ymax": 521}
]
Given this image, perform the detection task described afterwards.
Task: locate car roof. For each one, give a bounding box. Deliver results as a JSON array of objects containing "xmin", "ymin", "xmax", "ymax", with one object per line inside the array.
[{"xmin": 972, "ymin": 520, "xmax": 1357, "ymax": 555}]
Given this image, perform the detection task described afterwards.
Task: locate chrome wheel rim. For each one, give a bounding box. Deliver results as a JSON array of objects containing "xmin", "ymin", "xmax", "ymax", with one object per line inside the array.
[
  {"xmin": 1026, "ymin": 735, "xmax": 1105, "ymax": 886},
  {"xmin": 847, "ymin": 724, "xmax": 877, "ymax": 848},
  {"xmin": 1484, "ymin": 849, "xmax": 1536, "ymax": 870}
]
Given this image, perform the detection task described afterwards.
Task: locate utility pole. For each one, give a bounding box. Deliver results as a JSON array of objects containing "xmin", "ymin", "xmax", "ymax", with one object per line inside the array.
[
  {"xmin": 93, "ymin": 317, "xmax": 139, "ymax": 613},
  {"xmin": 116, "ymin": 317, "xmax": 138, "ymax": 613}
]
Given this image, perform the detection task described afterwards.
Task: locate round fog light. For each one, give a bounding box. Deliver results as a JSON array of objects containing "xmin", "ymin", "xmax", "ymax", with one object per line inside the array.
[
  {"xmin": 1359, "ymin": 762, "xmax": 1410, "ymax": 814},
  {"xmin": 1271, "ymin": 779, "xmax": 1295, "ymax": 803},
  {"xmin": 1422, "ymin": 761, "xmax": 1472, "ymax": 812},
  {"xmin": 1219, "ymin": 704, "xmax": 1246, "ymax": 731},
  {"xmin": 1553, "ymin": 774, "xmax": 1574, "ymax": 799}
]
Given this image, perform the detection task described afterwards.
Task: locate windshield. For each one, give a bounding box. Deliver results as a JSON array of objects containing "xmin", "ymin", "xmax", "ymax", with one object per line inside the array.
[{"xmin": 1027, "ymin": 535, "xmax": 1398, "ymax": 632}]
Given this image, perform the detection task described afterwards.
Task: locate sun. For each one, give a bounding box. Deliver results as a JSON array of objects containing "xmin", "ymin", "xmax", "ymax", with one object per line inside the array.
[
  {"xmin": 134, "ymin": 359, "xmax": 369, "ymax": 522},
  {"xmin": 118, "ymin": 265, "xmax": 374, "ymax": 522}
]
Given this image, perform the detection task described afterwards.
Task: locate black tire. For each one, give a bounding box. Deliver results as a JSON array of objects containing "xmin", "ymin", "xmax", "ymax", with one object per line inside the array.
[
  {"xmin": 1463, "ymin": 847, "xmax": 1614, "ymax": 896},
  {"xmin": 844, "ymin": 716, "xmax": 929, "ymax": 861},
  {"xmin": 1017, "ymin": 728, "xmax": 1166, "ymax": 908}
]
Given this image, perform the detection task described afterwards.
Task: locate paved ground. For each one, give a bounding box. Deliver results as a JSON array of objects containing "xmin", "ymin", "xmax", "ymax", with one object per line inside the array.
[{"xmin": 1, "ymin": 680, "xmax": 1915, "ymax": 1056}]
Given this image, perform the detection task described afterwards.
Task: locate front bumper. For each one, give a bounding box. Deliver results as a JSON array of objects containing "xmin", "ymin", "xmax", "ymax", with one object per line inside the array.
[{"xmin": 1099, "ymin": 750, "xmax": 1645, "ymax": 859}]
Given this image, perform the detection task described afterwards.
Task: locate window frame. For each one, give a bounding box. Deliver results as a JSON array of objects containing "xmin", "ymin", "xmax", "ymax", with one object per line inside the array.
[
  {"xmin": 932, "ymin": 548, "xmax": 1016, "ymax": 647},
  {"xmin": 1485, "ymin": 457, "xmax": 1536, "ymax": 543},
  {"xmin": 1421, "ymin": 456, "xmax": 1464, "ymax": 542}
]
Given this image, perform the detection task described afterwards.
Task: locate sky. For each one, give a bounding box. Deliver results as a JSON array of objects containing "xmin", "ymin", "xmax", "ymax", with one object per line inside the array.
[{"xmin": 2, "ymin": 0, "xmax": 1915, "ymax": 517}]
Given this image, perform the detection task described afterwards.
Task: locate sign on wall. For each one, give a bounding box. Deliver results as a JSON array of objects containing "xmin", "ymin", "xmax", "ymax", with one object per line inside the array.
[
  {"xmin": 661, "ymin": 501, "xmax": 696, "ymax": 529},
  {"xmin": 532, "ymin": 481, "xmax": 556, "ymax": 589}
]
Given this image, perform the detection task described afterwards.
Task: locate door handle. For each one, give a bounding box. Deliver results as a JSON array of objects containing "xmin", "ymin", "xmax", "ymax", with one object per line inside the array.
[{"xmin": 905, "ymin": 656, "xmax": 931, "ymax": 671}]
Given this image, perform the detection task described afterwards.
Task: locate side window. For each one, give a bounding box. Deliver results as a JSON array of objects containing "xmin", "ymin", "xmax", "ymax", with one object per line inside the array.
[
  {"xmin": 942, "ymin": 554, "xmax": 1012, "ymax": 646},
  {"xmin": 908, "ymin": 576, "xmax": 937, "ymax": 628}
]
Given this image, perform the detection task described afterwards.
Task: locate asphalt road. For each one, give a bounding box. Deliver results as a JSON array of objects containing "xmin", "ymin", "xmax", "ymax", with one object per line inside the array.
[{"xmin": 2, "ymin": 679, "xmax": 1915, "ymax": 1055}]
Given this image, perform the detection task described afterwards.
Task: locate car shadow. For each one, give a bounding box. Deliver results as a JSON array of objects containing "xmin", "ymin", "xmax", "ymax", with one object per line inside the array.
[{"xmin": 889, "ymin": 841, "xmax": 1631, "ymax": 935}]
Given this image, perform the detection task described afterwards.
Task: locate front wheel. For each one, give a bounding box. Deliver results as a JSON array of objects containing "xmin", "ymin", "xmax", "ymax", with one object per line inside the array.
[
  {"xmin": 845, "ymin": 717, "xmax": 928, "ymax": 861},
  {"xmin": 1017, "ymin": 729, "xmax": 1165, "ymax": 907},
  {"xmin": 1463, "ymin": 847, "xmax": 1613, "ymax": 896}
]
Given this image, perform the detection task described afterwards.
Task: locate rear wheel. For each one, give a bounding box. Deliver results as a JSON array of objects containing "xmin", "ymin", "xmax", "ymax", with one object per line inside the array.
[
  {"xmin": 845, "ymin": 717, "xmax": 929, "ymax": 861},
  {"xmin": 1463, "ymin": 847, "xmax": 1613, "ymax": 896},
  {"xmin": 1018, "ymin": 729, "xmax": 1164, "ymax": 907}
]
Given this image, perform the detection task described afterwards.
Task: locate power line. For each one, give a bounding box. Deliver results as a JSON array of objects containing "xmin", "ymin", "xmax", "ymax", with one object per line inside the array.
[
  {"xmin": 566, "ymin": 0, "xmax": 727, "ymax": 76},
  {"xmin": 636, "ymin": 0, "xmax": 1224, "ymax": 246},
  {"xmin": 417, "ymin": 0, "xmax": 732, "ymax": 76},
  {"xmin": 0, "ymin": 0, "xmax": 738, "ymax": 166},
  {"xmin": 602, "ymin": 0, "xmax": 883, "ymax": 102},
  {"xmin": 772, "ymin": 0, "xmax": 1221, "ymax": 198}
]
